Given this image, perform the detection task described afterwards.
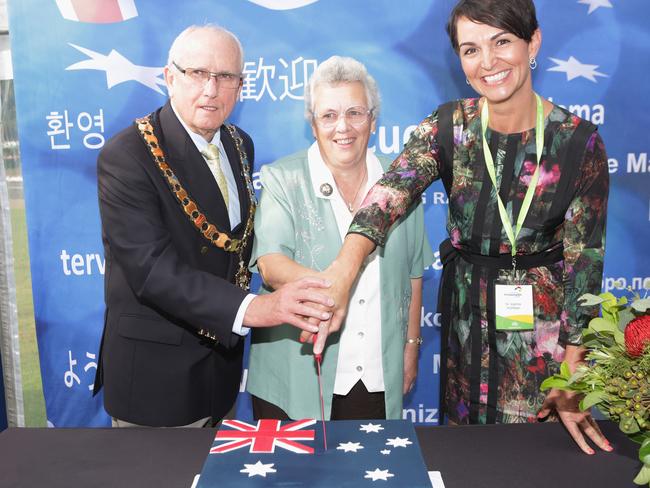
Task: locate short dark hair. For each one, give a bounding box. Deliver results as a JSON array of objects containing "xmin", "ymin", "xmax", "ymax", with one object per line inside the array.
[{"xmin": 446, "ymin": 0, "xmax": 539, "ymax": 53}]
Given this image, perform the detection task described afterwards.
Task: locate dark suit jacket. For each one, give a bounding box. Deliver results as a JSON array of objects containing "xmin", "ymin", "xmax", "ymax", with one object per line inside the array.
[{"xmin": 94, "ymin": 102, "xmax": 255, "ymax": 426}]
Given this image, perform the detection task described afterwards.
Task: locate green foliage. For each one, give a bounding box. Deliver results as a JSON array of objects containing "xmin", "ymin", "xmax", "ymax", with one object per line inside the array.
[
  {"xmin": 547, "ymin": 290, "xmax": 650, "ymax": 486},
  {"xmin": 634, "ymin": 299, "xmax": 650, "ymax": 314},
  {"xmin": 580, "ymin": 391, "xmax": 605, "ymax": 410},
  {"xmin": 633, "ymin": 465, "xmax": 650, "ymax": 486},
  {"xmin": 639, "ymin": 438, "xmax": 650, "ymax": 465}
]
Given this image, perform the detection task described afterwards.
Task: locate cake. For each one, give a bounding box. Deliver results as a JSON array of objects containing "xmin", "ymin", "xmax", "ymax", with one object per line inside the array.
[{"xmin": 196, "ymin": 419, "xmax": 431, "ymax": 487}]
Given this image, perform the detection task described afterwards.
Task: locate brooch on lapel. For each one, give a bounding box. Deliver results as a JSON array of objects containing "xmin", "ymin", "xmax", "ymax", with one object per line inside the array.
[{"xmin": 319, "ymin": 183, "xmax": 333, "ymax": 197}]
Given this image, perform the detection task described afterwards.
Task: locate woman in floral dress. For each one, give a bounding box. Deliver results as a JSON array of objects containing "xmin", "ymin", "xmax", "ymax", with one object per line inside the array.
[{"xmin": 308, "ymin": 0, "xmax": 612, "ymax": 454}]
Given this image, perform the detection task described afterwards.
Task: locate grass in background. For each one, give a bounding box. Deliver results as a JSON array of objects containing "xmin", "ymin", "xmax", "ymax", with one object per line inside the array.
[{"xmin": 10, "ymin": 204, "xmax": 46, "ymax": 426}]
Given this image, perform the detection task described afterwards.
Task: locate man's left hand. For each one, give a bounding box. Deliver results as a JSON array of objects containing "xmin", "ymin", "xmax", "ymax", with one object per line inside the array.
[{"xmin": 244, "ymin": 276, "xmax": 333, "ymax": 332}]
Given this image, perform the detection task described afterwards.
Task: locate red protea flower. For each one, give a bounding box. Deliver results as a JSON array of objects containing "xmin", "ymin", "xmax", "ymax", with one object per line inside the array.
[{"xmin": 624, "ymin": 315, "xmax": 650, "ymax": 357}]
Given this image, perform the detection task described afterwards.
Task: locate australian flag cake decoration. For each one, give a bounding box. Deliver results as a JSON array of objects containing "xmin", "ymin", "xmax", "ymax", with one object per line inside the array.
[{"xmin": 196, "ymin": 419, "xmax": 431, "ymax": 487}]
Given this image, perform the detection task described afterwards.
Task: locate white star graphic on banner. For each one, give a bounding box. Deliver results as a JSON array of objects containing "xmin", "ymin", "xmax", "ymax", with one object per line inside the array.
[
  {"xmin": 380, "ymin": 449, "xmax": 391, "ymax": 455},
  {"xmin": 240, "ymin": 460, "xmax": 277, "ymax": 478},
  {"xmin": 66, "ymin": 44, "xmax": 166, "ymax": 94},
  {"xmin": 547, "ymin": 56, "xmax": 608, "ymax": 82},
  {"xmin": 337, "ymin": 441, "xmax": 364, "ymax": 453},
  {"xmin": 577, "ymin": 0, "xmax": 613, "ymax": 14},
  {"xmin": 386, "ymin": 437, "xmax": 413, "ymax": 448},
  {"xmin": 364, "ymin": 468, "xmax": 395, "ymax": 481},
  {"xmin": 359, "ymin": 423, "xmax": 384, "ymax": 433}
]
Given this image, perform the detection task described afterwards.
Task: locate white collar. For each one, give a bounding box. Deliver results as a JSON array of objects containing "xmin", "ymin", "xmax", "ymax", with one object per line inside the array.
[
  {"xmin": 170, "ymin": 101, "xmax": 222, "ymax": 153},
  {"xmin": 307, "ymin": 142, "xmax": 383, "ymax": 200}
]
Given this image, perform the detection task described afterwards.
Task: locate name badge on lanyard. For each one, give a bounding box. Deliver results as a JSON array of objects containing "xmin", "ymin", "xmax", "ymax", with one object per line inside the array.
[
  {"xmin": 481, "ymin": 94, "xmax": 545, "ymax": 332},
  {"xmin": 495, "ymin": 284, "xmax": 534, "ymax": 331}
]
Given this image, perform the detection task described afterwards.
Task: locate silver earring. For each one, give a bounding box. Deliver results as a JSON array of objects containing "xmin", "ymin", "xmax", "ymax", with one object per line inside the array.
[
  {"xmin": 466, "ymin": 78, "xmax": 470, "ymax": 85},
  {"xmin": 529, "ymin": 57, "xmax": 537, "ymax": 70}
]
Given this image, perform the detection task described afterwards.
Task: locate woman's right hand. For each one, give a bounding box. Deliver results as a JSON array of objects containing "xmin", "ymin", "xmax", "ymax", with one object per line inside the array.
[
  {"xmin": 299, "ymin": 233, "xmax": 376, "ymax": 354},
  {"xmin": 299, "ymin": 263, "xmax": 355, "ymax": 355}
]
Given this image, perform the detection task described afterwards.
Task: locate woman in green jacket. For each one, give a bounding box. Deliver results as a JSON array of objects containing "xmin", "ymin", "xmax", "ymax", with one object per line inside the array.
[{"xmin": 246, "ymin": 55, "xmax": 432, "ymax": 420}]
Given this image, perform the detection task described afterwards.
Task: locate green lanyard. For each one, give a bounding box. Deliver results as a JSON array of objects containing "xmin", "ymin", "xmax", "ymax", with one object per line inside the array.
[{"xmin": 481, "ymin": 93, "xmax": 544, "ymax": 270}]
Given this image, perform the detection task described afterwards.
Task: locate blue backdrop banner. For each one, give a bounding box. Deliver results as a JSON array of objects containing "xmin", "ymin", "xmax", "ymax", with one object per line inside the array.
[{"xmin": 7, "ymin": 0, "xmax": 650, "ymax": 426}]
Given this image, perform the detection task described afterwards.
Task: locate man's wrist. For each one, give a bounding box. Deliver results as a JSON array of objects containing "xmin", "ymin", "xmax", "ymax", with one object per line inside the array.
[
  {"xmin": 234, "ymin": 293, "xmax": 256, "ymax": 333},
  {"xmin": 406, "ymin": 336, "xmax": 423, "ymax": 346}
]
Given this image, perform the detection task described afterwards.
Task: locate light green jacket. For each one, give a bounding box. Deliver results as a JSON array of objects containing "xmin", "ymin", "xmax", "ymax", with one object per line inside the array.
[{"xmin": 247, "ymin": 149, "xmax": 433, "ymax": 419}]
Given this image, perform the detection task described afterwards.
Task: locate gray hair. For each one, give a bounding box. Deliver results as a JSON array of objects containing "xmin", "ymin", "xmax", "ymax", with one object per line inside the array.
[
  {"xmin": 167, "ymin": 24, "xmax": 245, "ymax": 72},
  {"xmin": 304, "ymin": 55, "xmax": 381, "ymax": 121}
]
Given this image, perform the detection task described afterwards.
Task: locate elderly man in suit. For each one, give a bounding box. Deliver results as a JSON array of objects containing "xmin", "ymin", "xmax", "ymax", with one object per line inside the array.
[{"xmin": 94, "ymin": 25, "xmax": 332, "ymax": 427}]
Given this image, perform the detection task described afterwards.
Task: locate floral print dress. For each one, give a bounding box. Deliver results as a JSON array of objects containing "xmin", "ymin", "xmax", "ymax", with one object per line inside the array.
[{"xmin": 349, "ymin": 98, "xmax": 609, "ymax": 424}]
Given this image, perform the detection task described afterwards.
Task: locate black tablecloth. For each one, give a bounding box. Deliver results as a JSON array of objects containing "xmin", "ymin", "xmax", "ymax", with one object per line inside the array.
[
  {"xmin": 416, "ymin": 421, "xmax": 638, "ymax": 488},
  {"xmin": 0, "ymin": 421, "xmax": 639, "ymax": 488}
]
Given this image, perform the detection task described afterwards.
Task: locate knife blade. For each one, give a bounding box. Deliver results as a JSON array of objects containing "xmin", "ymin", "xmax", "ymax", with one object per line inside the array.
[{"xmin": 314, "ymin": 353, "xmax": 327, "ymax": 450}]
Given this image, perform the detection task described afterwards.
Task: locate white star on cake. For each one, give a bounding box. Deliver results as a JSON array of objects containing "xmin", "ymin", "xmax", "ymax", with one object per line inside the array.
[
  {"xmin": 386, "ymin": 437, "xmax": 412, "ymax": 448},
  {"xmin": 380, "ymin": 449, "xmax": 391, "ymax": 455},
  {"xmin": 359, "ymin": 422, "xmax": 384, "ymax": 433},
  {"xmin": 337, "ymin": 441, "xmax": 364, "ymax": 453},
  {"xmin": 547, "ymin": 56, "xmax": 608, "ymax": 83},
  {"xmin": 578, "ymin": 0, "xmax": 613, "ymax": 14},
  {"xmin": 240, "ymin": 460, "xmax": 277, "ymax": 478},
  {"xmin": 364, "ymin": 468, "xmax": 395, "ymax": 481}
]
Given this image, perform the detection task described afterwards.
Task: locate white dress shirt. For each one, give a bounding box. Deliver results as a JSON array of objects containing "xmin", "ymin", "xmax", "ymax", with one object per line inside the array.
[{"xmin": 307, "ymin": 142, "xmax": 385, "ymax": 395}]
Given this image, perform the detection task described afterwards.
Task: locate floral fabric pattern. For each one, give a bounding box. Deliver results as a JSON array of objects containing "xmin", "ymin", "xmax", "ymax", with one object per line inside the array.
[{"xmin": 350, "ymin": 98, "xmax": 609, "ymax": 424}]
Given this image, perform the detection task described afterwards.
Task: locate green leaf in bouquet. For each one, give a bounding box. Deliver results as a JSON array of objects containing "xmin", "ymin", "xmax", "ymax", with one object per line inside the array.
[
  {"xmin": 581, "ymin": 329, "xmax": 597, "ymax": 341},
  {"xmin": 540, "ymin": 375, "xmax": 569, "ymax": 390},
  {"xmin": 578, "ymin": 293, "xmax": 606, "ymax": 306},
  {"xmin": 588, "ymin": 317, "xmax": 619, "ymax": 335},
  {"xmin": 601, "ymin": 292, "xmax": 621, "ymax": 322},
  {"xmin": 632, "ymin": 464, "xmax": 650, "ymax": 485},
  {"xmin": 581, "ymin": 328, "xmax": 605, "ymax": 344},
  {"xmin": 619, "ymin": 307, "xmax": 637, "ymax": 332},
  {"xmin": 639, "ymin": 438, "xmax": 650, "ymax": 465},
  {"xmin": 560, "ymin": 360, "xmax": 571, "ymax": 379},
  {"xmin": 630, "ymin": 432, "xmax": 650, "ymax": 445},
  {"xmin": 582, "ymin": 334, "xmax": 615, "ymax": 349},
  {"xmin": 600, "ymin": 292, "xmax": 619, "ymax": 303},
  {"xmin": 621, "ymin": 416, "xmax": 641, "ymax": 434},
  {"xmin": 567, "ymin": 370, "xmax": 584, "ymax": 385},
  {"xmin": 632, "ymin": 298, "xmax": 650, "ymax": 313},
  {"xmin": 579, "ymin": 391, "xmax": 605, "ymax": 410}
]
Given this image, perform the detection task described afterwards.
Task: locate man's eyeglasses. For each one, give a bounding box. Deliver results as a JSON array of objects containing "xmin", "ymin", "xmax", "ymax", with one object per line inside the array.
[
  {"xmin": 313, "ymin": 106, "xmax": 373, "ymax": 129},
  {"xmin": 172, "ymin": 61, "xmax": 242, "ymax": 89}
]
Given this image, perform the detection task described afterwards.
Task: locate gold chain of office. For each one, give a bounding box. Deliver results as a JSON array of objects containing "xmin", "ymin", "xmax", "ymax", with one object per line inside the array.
[{"xmin": 135, "ymin": 114, "xmax": 256, "ymax": 290}]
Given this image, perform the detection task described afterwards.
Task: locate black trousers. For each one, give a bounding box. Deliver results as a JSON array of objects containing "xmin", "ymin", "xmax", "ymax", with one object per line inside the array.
[{"xmin": 252, "ymin": 380, "xmax": 386, "ymax": 420}]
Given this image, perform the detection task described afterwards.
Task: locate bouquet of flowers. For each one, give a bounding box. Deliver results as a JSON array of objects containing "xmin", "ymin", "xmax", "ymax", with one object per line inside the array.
[{"xmin": 541, "ymin": 289, "xmax": 650, "ymax": 486}]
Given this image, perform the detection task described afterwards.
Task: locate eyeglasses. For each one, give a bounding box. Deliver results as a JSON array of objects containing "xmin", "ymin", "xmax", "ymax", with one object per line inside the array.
[
  {"xmin": 313, "ymin": 106, "xmax": 373, "ymax": 128},
  {"xmin": 172, "ymin": 61, "xmax": 242, "ymax": 89}
]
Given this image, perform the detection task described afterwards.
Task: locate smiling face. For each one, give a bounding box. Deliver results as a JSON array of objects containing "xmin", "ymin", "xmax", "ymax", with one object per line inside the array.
[
  {"xmin": 310, "ymin": 81, "xmax": 375, "ymax": 170},
  {"xmin": 456, "ymin": 16, "xmax": 540, "ymax": 107},
  {"xmin": 164, "ymin": 29, "xmax": 242, "ymax": 141}
]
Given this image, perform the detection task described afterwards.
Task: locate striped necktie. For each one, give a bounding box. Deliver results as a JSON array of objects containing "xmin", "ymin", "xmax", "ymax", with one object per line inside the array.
[{"xmin": 202, "ymin": 143, "xmax": 229, "ymax": 208}]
